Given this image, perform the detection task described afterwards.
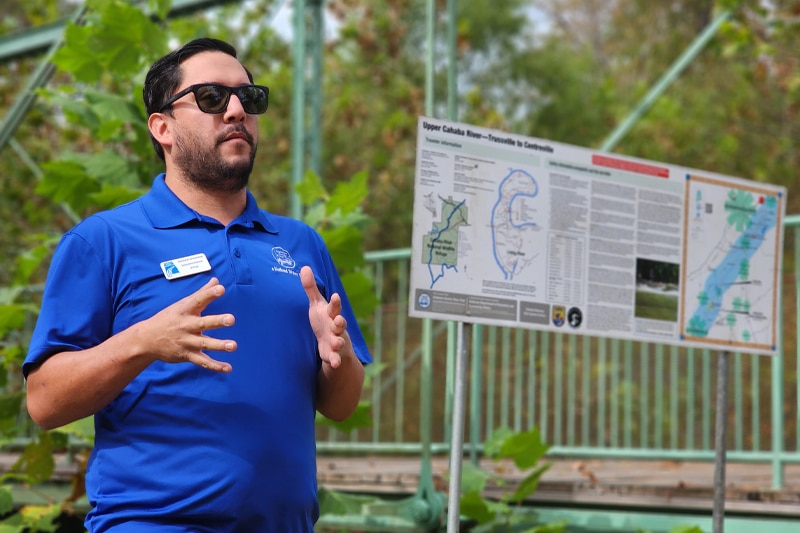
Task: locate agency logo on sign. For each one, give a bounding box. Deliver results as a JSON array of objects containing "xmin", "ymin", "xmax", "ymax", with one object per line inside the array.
[
  {"xmin": 568, "ymin": 307, "xmax": 583, "ymax": 328},
  {"xmin": 552, "ymin": 305, "xmax": 566, "ymax": 327}
]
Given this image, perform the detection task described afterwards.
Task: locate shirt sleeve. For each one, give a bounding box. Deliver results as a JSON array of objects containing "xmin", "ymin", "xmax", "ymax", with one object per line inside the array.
[
  {"xmin": 23, "ymin": 230, "xmax": 114, "ymax": 378},
  {"xmin": 311, "ymin": 231, "xmax": 373, "ymax": 366}
]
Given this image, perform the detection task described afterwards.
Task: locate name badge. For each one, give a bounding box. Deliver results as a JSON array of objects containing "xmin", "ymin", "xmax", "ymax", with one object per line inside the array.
[{"xmin": 160, "ymin": 253, "xmax": 212, "ymax": 280}]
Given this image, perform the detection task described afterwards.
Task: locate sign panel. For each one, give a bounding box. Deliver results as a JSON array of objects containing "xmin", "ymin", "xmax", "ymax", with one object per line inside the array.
[{"xmin": 409, "ymin": 116, "xmax": 786, "ymax": 355}]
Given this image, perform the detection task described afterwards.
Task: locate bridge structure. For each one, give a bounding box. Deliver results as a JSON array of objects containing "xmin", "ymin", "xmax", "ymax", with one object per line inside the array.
[{"xmin": 6, "ymin": 236, "xmax": 800, "ymax": 532}]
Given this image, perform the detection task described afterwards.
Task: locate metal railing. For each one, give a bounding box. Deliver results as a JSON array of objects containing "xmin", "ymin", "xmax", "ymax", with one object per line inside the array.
[{"xmin": 317, "ymin": 217, "xmax": 800, "ymax": 490}]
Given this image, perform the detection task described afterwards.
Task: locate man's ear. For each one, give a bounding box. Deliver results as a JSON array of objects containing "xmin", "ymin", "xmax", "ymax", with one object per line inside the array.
[{"xmin": 148, "ymin": 113, "xmax": 173, "ymax": 152}]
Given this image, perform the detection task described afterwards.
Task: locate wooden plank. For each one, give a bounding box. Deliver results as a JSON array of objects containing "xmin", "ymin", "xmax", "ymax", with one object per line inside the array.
[
  {"xmin": 316, "ymin": 456, "xmax": 800, "ymax": 516},
  {"xmin": 4, "ymin": 453, "xmax": 800, "ymax": 518}
]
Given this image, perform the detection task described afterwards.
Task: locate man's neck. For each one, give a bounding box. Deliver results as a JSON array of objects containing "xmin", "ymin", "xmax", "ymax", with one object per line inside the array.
[{"xmin": 164, "ymin": 173, "xmax": 247, "ymax": 227}]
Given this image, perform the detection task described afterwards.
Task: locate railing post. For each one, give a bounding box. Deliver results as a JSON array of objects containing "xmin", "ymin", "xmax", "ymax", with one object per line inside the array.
[{"xmin": 713, "ymin": 351, "xmax": 730, "ymax": 533}]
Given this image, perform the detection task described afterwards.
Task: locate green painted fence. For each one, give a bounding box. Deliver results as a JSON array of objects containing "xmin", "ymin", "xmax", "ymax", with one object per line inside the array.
[{"xmin": 317, "ymin": 215, "xmax": 800, "ymax": 491}]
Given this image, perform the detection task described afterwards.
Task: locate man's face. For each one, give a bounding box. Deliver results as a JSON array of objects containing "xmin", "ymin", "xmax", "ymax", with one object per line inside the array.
[{"xmin": 166, "ymin": 51, "xmax": 259, "ymax": 193}]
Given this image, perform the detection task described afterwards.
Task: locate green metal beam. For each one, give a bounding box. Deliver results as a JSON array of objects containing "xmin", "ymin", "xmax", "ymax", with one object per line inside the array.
[
  {"xmin": 599, "ymin": 6, "xmax": 736, "ymax": 152},
  {"xmin": 308, "ymin": 0, "xmax": 324, "ymax": 177},
  {"xmin": 290, "ymin": 0, "xmax": 306, "ymax": 220},
  {"xmin": 0, "ymin": 20, "xmax": 66, "ymax": 62},
  {"xmin": 0, "ymin": 0, "xmax": 241, "ymax": 62},
  {"xmin": 0, "ymin": 7, "xmax": 86, "ymax": 156},
  {"xmin": 0, "ymin": 0, "xmax": 246, "ymax": 157}
]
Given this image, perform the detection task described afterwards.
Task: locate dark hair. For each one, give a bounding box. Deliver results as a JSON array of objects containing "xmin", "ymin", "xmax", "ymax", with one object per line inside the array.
[{"xmin": 143, "ymin": 38, "xmax": 254, "ymax": 160}]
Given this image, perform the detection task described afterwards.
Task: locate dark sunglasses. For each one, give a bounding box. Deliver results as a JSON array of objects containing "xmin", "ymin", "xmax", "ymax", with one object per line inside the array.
[{"xmin": 159, "ymin": 83, "xmax": 270, "ymax": 115}]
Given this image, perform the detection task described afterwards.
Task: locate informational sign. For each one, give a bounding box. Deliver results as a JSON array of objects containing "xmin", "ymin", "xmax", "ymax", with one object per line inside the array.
[{"xmin": 409, "ymin": 116, "xmax": 786, "ymax": 356}]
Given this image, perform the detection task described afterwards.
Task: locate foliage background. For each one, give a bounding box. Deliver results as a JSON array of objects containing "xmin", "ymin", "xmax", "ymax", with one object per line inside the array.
[
  {"xmin": 0, "ymin": 0, "xmax": 799, "ymax": 529},
  {"xmin": 4, "ymin": 0, "xmax": 799, "ymax": 269}
]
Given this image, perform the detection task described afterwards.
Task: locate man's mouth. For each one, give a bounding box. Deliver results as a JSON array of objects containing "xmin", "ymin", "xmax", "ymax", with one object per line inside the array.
[{"xmin": 219, "ymin": 129, "xmax": 253, "ymax": 146}]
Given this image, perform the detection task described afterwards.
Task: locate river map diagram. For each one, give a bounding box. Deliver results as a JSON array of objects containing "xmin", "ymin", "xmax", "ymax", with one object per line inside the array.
[
  {"xmin": 421, "ymin": 168, "xmax": 543, "ymax": 290},
  {"xmin": 681, "ymin": 175, "xmax": 782, "ymax": 352}
]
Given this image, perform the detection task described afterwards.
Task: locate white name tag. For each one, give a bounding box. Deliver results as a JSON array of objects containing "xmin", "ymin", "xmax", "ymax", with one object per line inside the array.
[{"xmin": 160, "ymin": 253, "xmax": 212, "ymax": 280}]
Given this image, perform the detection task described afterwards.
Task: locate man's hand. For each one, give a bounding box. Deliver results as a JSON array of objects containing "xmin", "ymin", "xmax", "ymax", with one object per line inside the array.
[
  {"xmin": 300, "ymin": 265, "xmax": 349, "ymax": 368},
  {"xmin": 26, "ymin": 277, "xmax": 237, "ymax": 429},
  {"xmin": 139, "ymin": 277, "xmax": 236, "ymax": 372}
]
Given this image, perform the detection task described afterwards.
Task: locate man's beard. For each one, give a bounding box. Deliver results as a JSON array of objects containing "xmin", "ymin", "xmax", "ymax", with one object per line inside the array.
[{"xmin": 173, "ymin": 126, "xmax": 257, "ymax": 194}]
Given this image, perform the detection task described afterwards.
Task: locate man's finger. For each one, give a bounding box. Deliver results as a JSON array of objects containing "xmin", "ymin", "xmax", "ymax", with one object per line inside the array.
[
  {"xmin": 198, "ymin": 335, "xmax": 237, "ymax": 353},
  {"xmin": 196, "ymin": 313, "xmax": 235, "ymax": 333},
  {"xmin": 184, "ymin": 277, "xmax": 225, "ymax": 314},
  {"xmin": 300, "ymin": 266, "xmax": 324, "ymax": 304},
  {"xmin": 188, "ymin": 353, "xmax": 232, "ymax": 373},
  {"xmin": 328, "ymin": 292, "xmax": 343, "ymax": 318}
]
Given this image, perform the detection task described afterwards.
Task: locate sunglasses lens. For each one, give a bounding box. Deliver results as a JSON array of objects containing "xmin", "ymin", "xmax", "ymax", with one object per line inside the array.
[
  {"xmin": 236, "ymin": 85, "xmax": 269, "ymax": 115},
  {"xmin": 238, "ymin": 86, "xmax": 269, "ymax": 114},
  {"xmin": 195, "ymin": 85, "xmax": 229, "ymax": 113}
]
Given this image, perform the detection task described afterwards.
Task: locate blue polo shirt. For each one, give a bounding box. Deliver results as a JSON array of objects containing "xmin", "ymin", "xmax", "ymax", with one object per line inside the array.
[{"xmin": 24, "ymin": 174, "xmax": 372, "ymax": 532}]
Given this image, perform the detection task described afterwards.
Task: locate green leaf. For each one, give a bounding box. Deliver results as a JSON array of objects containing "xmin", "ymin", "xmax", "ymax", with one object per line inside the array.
[
  {"xmin": 0, "ymin": 486, "xmax": 13, "ymax": 516},
  {"xmin": 499, "ymin": 427, "xmax": 550, "ymax": 470},
  {"xmin": 36, "ymin": 161, "xmax": 101, "ymax": 212},
  {"xmin": 340, "ymin": 272, "xmax": 379, "ymax": 325},
  {"xmin": 669, "ymin": 526, "xmax": 705, "ymax": 533},
  {"xmin": 18, "ymin": 504, "xmax": 62, "ymax": 532},
  {"xmin": 0, "ymin": 510, "xmax": 25, "ymax": 532},
  {"xmin": 88, "ymin": 0, "xmax": 165, "ymax": 77},
  {"xmin": 484, "ymin": 426, "xmax": 515, "ymax": 458},
  {"xmin": 147, "ymin": 0, "xmax": 173, "ymax": 20},
  {"xmin": 0, "ymin": 287, "xmax": 23, "ymax": 306},
  {"xmin": 331, "ymin": 210, "xmax": 372, "ymax": 231},
  {"xmin": 296, "ymin": 170, "xmax": 328, "ymax": 207},
  {"xmin": 527, "ymin": 520, "xmax": 569, "ymax": 533},
  {"xmin": 361, "ymin": 362, "xmax": 384, "ymax": 389},
  {"xmin": 318, "ymin": 225, "xmax": 364, "ymax": 270},
  {"xmin": 509, "ymin": 462, "xmax": 552, "ymax": 503},
  {"xmin": 318, "ymin": 487, "xmax": 378, "ymax": 516},
  {"xmin": 13, "ymin": 240, "xmax": 55, "ymax": 285},
  {"xmin": 0, "ymin": 394, "xmax": 23, "ymax": 421},
  {"xmin": 9, "ymin": 433, "xmax": 55, "ymax": 485},
  {"xmin": 302, "ymin": 202, "xmax": 326, "ymax": 230},
  {"xmin": 0, "ymin": 345, "xmax": 26, "ymax": 372},
  {"xmin": 55, "ymin": 416, "xmax": 95, "ymax": 446},
  {"xmin": 53, "ymin": 1, "xmax": 168, "ymax": 82},
  {"xmin": 460, "ymin": 462, "xmax": 491, "ymax": 495},
  {"xmin": 315, "ymin": 402, "xmax": 372, "ymax": 433},
  {"xmin": 0, "ymin": 393, "xmax": 24, "ymax": 437},
  {"xmin": 89, "ymin": 185, "xmax": 145, "ymax": 211},
  {"xmin": 327, "ymin": 170, "xmax": 369, "ymax": 216},
  {"xmin": 68, "ymin": 150, "xmax": 139, "ymax": 188},
  {"xmin": 38, "ymin": 88, "xmax": 100, "ymax": 130},
  {"xmin": 0, "ymin": 305, "xmax": 26, "ymax": 339},
  {"xmin": 87, "ymin": 88, "xmax": 143, "ymax": 124},
  {"xmin": 459, "ymin": 491, "xmax": 495, "ymax": 525},
  {"xmin": 51, "ymin": 23, "xmax": 104, "ymax": 82}
]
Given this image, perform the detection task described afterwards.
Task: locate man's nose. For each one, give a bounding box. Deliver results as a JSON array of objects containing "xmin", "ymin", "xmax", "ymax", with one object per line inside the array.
[{"xmin": 224, "ymin": 94, "xmax": 246, "ymax": 122}]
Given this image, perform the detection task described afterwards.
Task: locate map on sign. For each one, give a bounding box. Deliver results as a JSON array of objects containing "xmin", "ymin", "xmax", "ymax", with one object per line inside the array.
[
  {"xmin": 680, "ymin": 175, "xmax": 782, "ymax": 352},
  {"xmin": 491, "ymin": 169, "xmax": 541, "ymax": 281},
  {"xmin": 422, "ymin": 195, "xmax": 468, "ymax": 288},
  {"xmin": 409, "ymin": 116, "xmax": 787, "ymax": 356}
]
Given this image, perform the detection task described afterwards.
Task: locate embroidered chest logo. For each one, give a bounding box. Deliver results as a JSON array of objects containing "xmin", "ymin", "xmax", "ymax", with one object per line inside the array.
[{"xmin": 271, "ymin": 246, "xmax": 298, "ymax": 275}]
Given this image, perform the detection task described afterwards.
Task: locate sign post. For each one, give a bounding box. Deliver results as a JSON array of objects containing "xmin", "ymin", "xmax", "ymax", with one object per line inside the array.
[
  {"xmin": 446, "ymin": 322, "xmax": 470, "ymax": 533},
  {"xmin": 713, "ymin": 350, "xmax": 730, "ymax": 533}
]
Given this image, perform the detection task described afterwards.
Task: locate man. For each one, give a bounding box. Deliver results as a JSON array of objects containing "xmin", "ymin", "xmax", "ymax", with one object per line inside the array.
[{"xmin": 23, "ymin": 38, "xmax": 371, "ymax": 532}]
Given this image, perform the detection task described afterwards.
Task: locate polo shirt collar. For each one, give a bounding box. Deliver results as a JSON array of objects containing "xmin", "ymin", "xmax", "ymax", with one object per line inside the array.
[{"xmin": 141, "ymin": 173, "xmax": 278, "ymax": 233}]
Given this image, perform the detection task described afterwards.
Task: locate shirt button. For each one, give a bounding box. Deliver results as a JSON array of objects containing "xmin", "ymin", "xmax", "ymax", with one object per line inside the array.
[{"xmin": 233, "ymin": 248, "xmax": 241, "ymax": 258}]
